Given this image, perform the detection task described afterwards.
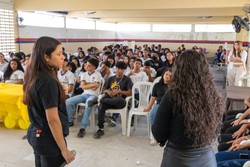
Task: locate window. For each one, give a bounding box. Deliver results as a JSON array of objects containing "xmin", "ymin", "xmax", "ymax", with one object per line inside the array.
[
  {"xmin": 116, "ymin": 24, "xmax": 150, "ymax": 32},
  {"xmin": 0, "ymin": 9, "xmax": 15, "ymax": 57},
  {"xmin": 195, "ymin": 24, "xmax": 234, "ymax": 32},
  {"xmin": 18, "ymin": 11, "xmax": 64, "ymax": 28},
  {"xmin": 96, "ymin": 21, "xmax": 116, "ymax": 31},
  {"xmin": 152, "ymin": 24, "xmax": 192, "ymax": 32},
  {"xmin": 66, "ymin": 18, "xmax": 95, "ymax": 30}
]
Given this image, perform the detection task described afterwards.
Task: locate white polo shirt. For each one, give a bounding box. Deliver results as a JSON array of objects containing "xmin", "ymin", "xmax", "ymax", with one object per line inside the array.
[
  {"xmin": 80, "ymin": 70, "xmax": 102, "ymax": 96},
  {"xmin": 57, "ymin": 70, "xmax": 76, "ymax": 97},
  {"xmin": 128, "ymin": 71, "xmax": 149, "ymax": 83}
]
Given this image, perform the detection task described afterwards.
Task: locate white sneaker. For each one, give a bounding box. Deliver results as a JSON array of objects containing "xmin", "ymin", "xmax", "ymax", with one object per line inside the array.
[{"xmin": 150, "ymin": 139, "xmax": 158, "ymax": 146}]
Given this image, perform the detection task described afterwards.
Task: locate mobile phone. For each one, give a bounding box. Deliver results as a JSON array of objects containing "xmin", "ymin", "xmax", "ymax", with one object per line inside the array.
[
  {"xmin": 239, "ymin": 153, "xmax": 249, "ymax": 159},
  {"xmin": 60, "ymin": 150, "xmax": 76, "ymax": 167}
]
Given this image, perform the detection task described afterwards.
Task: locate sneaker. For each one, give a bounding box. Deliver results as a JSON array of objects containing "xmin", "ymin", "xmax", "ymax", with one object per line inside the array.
[
  {"xmin": 93, "ymin": 129, "xmax": 104, "ymax": 139},
  {"xmin": 150, "ymin": 139, "xmax": 158, "ymax": 146},
  {"xmin": 68, "ymin": 122, "xmax": 74, "ymax": 127},
  {"xmin": 105, "ymin": 116, "xmax": 117, "ymax": 127},
  {"xmin": 77, "ymin": 128, "xmax": 86, "ymax": 138}
]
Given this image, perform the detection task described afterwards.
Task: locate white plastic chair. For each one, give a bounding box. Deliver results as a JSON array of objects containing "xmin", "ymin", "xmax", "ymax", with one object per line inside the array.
[
  {"xmin": 153, "ymin": 76, "xmax": 161, "ymax": 85},
  {"xmin": 238, "ymin": 75, "xmax": 250, "ymax": 87},
  {"xmin": 127, "ymin": 81, "xmax": 154, "ymax": 138},
  {"xmin": 75, "ymin": 78, "xmax": 105, "ymax": 131},
  {"xmin": 103, "ymin": 96, "xmax": 132, "ymax": 135}
]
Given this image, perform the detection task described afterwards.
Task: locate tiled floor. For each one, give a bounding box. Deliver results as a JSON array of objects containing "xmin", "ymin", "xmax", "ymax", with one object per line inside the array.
[{"xmin": 0, "ymin": 117, "xmax": 164, "ymax": 167}]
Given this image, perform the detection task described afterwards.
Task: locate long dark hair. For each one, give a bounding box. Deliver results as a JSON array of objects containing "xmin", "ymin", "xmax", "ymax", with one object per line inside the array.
[
  {"xmin": 233, "ymin": 41, "xmax": 243, "ymax": 58},
  {"xmin": 23, "ymin": 36, "xmax": 65, "ymax": 106},
  {"xmin": 3, "ymin": 58, "xmax": 24, "ymax": 80},
  {"xmin": 159, "ymin": 68, "xmax": 172, "ymax": 85},
  {"xmin": 170, "ymin": 50, "xmax": 224, "ymax": 146}
]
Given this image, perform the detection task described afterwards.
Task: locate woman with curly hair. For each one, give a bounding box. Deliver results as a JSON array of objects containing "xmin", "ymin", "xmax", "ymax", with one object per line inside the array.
[{"xmin": 152, "ymin": 50, "xmax": 224, "ymax": 167}]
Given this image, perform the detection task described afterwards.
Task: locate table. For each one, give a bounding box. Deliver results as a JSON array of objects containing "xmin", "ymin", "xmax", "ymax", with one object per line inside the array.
[
  {"xmin": 226, "ymin": 86, "xmax": 250, "ymax": 111},
  {"xmin": 0, "ymin": 83, "xmax": 30, "ymax": 129}
]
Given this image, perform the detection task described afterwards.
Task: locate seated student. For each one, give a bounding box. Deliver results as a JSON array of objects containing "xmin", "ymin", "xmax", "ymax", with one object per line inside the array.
[
  {"xmin": 142, "ymin": 60, "xmax": 157, "ymax": 82},
  {"xmin": 126, "ymin": 58, "xmax": 148, "ymax": 83},
  {"xmin": 3, "ymin": 58, "xmax": 24, "ymax": 84},
  {"xmin": 67, "ymin": 61, "xmax": 77, "ymax": 74},
  {"xmin": 0, "ymin": 53, "xmax": 9, "ymax": 73},
  {"xmin": 71, "ymin": 56, "xmax": 82, "ymax": 77},
  {"xmin": 156, "ymin": 51, "xmax": 175, "ymax": 77},
  {"xmin": 93, "ymin": 61, "xmax": 133, "ymax": 139},
  {"xmin": 73, "ymin": 61, "xmax": 87, "ymax": 96},
  {"xmin": 97, "ymin": 61, "xmax": 114, "ymax": 83},
  {"xmin": 144, "ymin": 69, "xmax": 171, "ymax": 145},
  {"xmin": 216, "ymin": 133, "xmax": 250, "ymax": 167},
  {"xmin": 66, "ymin": 58, "xmax": 102, "ymax": 138},
  {"xmin": 57, "ymin": 57, "xmax": 76, "ymax": 99}
]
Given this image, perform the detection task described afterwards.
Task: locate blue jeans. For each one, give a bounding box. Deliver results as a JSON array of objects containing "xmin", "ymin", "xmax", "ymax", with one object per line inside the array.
[
  {"xmin": 216, "ymin": 150, "xmax": 250, "ymax": 167},
  {"xmin": 150, "ymin": 104, "xmax": 159, "ymax": 126},
  {"xmin": 66, "ymin": 93, "xmax": 96, "ymax": 129}
]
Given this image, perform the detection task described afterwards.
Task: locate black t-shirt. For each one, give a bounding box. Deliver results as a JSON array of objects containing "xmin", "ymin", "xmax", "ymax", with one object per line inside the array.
[
  {"xmin": 28, "ymin": 72, "xmax": 69, "ymax": 137},
  {"xmin": 152, "ymin": 91, "xmax": 194, "ymax": 147},
  {"xmin": 105, "ymin": 75, "xmax": 133, "ymax": 98},
  {"xmin": 152, "ymin": 82, "xmax": 168, "ymax": 104}
]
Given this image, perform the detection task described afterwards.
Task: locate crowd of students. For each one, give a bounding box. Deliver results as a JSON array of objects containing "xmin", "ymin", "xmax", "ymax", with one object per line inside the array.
[{"xmin": 2, "ymin": 39, "xmax": 250, "ymax": 166}]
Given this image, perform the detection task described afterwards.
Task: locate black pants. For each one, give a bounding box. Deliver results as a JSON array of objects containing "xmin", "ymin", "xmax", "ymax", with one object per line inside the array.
[
  {"xmin": 27, "ymin": 126, "xmax": 65, "ymax": 167},
  {"xmin": 34, "ymin": 151, "xmax": 65, "ymax": 167},
  {"xmin": 97, "ymin": 96, "xmax": 126, "ymax": 129}
]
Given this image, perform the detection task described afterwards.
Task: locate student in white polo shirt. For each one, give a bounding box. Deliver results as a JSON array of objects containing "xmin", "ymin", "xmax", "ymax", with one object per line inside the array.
[
  {"xmin": 126, "ymin": 58, "xmax": 149, "ymax": 83},
  {"xmin": 57, "ymin": 57, "xmax": 76, "ymax": 99},
  {"xmin": 66, "ymin": 58, "xmax": 102, "ymax": 138},
  {"xmin": 0, "ymin": 53, "xmax": 8, "ymax": 73},
  {"xmin": 142, "ymin": 60, "xmax": 156, "ymax": 82},
  {"xmin": 3, "ymin": 58, "xmax": 24, "ymax": 84}
]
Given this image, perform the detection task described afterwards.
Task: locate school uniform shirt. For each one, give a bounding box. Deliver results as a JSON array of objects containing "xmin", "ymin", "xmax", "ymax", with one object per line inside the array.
[
  {"xmin": 10, "ymin": 70, "xmax": 24, "ymax": 80},
  {"xmin": 141, "ymin": 67, "xmax": 157, "ymax": 78},
  {"xmin": 28, "ymin": 71, "xmax": 69, "ymax": 138},
  {"xmin": 74, "ymin": 67, "xmax": 82, "ymax": 78},
  {"xmin": 80, "ymin": 70, "xmax": 102, "ymax": 96},
  {"xmin": 0, "ymin": 61, "xmax": 8, "ymax": 72},
  {"xmin": 128, "ymin": 71, "xmax": 149, "ymax": 83},
  {"xmin": 57, "ymin": 70, "xmax": 76, "ymax": 97}
]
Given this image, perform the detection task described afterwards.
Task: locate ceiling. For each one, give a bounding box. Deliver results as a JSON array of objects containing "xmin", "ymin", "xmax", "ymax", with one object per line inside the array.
[{"xmin": 14, "ymin": 0, "xmax": 250, "ymax": 24}]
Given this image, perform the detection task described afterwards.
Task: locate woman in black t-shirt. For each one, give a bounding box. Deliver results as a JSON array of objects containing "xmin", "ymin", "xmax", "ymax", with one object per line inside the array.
[
  {"xmin": 144, "ymin": 68, "xmax": 171, "ymax": 145},
  {"xmin": 152, "ymin": 50, "xmax": 224, "ymax": 167},
  {"xmin": 23, "ymin": 36, "xmax": 75, "ymax": 167}
]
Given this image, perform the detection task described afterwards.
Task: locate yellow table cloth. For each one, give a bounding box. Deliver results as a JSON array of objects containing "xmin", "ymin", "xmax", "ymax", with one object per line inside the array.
[{"xmin": 0, "ymin": 83, "xmax": 30, "ymax": 129}]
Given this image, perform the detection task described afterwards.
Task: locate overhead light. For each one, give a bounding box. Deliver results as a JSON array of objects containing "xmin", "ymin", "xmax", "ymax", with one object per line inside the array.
[
  {"xmin": 198, "ymin": 16, "xmax": 213, "ymax": 19},
  {"xmin": 81, "ymin": 11, "xmax": 96, "ymax": 15}
]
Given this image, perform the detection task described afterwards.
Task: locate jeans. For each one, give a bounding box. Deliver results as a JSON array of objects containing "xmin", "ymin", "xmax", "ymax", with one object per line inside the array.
[
  {"xmin": 66, "ymin": 93, "xmax": 96, "ymax": 129},
  {"xmin": 216, "ymin": 150, "xmax": 250, "ymax": 167},
  {"xmin": 150, "ymin": 104, "xmax": 159, "ymax": 126}
]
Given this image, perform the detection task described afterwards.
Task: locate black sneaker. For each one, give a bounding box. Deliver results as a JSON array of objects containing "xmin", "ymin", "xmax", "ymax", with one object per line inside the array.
[
  {"xmin": 93, "ymin": 129, "xmax": 104, "ymax": 139},
  {"xmin": 105, "ymin": 116, "xmax": 117, "ymax": 127},
  {"xmin": 77, "ymin": 128, "xmax": 86, "ymax": 138},
  {"xmin": 68, "ymin": 122, "xmax": 74, "ymax": 127}
]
